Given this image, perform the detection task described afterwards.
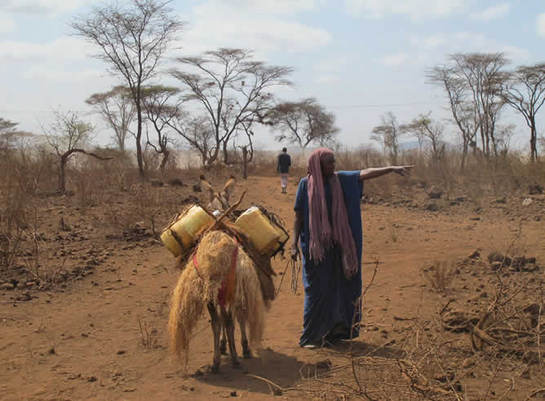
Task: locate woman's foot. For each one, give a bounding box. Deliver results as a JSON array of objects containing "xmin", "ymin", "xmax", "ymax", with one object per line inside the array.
[
  {"xmin": 325, "ymin": 324, "xmax": 349, "ymax": 344},
  {"xmin": 301, "ymin": 338, "xmax": 324, "ymax": 349}
]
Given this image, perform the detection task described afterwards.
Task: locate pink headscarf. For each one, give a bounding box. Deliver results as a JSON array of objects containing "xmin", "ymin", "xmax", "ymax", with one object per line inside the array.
[{"xmin": 307, "ymin": 148, "xmax": 358, "ymax": 279}]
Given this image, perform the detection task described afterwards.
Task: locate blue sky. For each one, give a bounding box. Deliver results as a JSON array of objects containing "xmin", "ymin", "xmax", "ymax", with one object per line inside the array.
[{"xmin": 1, "ymin": 0, "xmax": 544, "ymax": 151}]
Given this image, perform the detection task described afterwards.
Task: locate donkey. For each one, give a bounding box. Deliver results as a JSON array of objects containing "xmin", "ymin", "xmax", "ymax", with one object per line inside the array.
[
  {"xmin": 199, "ymin": 174, "xmax": 255, "ymax": 356},
  {"xmin": 168, "ymin": 176, "xmax": 269, "ymax": 372}
]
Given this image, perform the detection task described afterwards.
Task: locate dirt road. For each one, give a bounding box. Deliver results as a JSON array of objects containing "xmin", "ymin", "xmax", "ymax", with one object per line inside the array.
[{"xmin": 1, "ymin": 176, "xmax": 544, "ymax": 400}]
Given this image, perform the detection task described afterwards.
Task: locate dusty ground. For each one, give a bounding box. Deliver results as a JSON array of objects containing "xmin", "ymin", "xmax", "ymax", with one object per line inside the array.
[{"xmin": 1, "ymin": 174, "xmax": 545, "ymax": 400}]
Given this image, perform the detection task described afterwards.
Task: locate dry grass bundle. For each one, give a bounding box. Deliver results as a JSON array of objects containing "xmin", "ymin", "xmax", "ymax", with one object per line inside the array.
[
  {"xmin": 167, "ymin": 230, "xmax": 265, "ymax": 365},
  {"xmin": 168, "ymin": 258, "xmax": 207, "ymax": 363},
  {"xmin": 232, "ymin": 249, "xmax": 265, "ymax": 349}
]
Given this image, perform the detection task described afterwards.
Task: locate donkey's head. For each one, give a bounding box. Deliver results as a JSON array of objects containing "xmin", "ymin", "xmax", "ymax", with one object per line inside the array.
[{"xmin": 200, "ymin": 175, "xmax": 237, "ymax": 213}]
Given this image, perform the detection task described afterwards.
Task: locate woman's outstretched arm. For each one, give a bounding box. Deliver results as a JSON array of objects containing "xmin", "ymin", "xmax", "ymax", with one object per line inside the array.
[{"xmin": 359, "ymin": 165, "xmax": 413, "ymax": 181}]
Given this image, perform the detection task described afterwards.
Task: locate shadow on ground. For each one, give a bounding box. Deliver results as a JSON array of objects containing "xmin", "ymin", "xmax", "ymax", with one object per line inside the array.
[
  {"xmin": 321, "ymin": 339, "xmax": 406, "ymax": 359},
  {"xmin": 192, "ymin": 347, "xmax": 305, "ymax": 395}
]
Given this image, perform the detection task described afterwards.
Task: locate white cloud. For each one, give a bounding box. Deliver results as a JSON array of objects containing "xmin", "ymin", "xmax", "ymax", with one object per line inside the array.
[
  {"xmin": 0, "ymin": 0, "xmax": 96, "ymax": 15},
  {"xmin": 0, "ymin": 36, "xmax": 107, "ymax": 83},
  {"xmin": 0, "ymin": 12, "xmax": 16, "ymax": 33},
  {"xmin": 0, "ymin": 37, "xmax": 94, "ymax": 62},
  {"xmin": 313, "ymin": 56, "xmax": 349, "ymax": 84},
  {"xmin": 23, "ymin": 66, "xmax": 103, "ymax": 83},
  {"xmin": 345, "ymin": 0, "xmax": 468, "ymax": 19},
  {"xmin": 379, "ymin": 53, "xmax": 409, "ymax": 67},
  {"xmin": 538, "ymin": 13, "xmax": 545, "ymax": 37},
  {"xmin": 469, "ymin": 3, "xmax": 510, "ymax": 21},
  {"xmin": 222, "ymin": 0, "xmax": 321, "ymax": 15},
  {"xmin": 315, "ymin": 74, "xmax": 341, "ymax": 84},
  {"xmin": 314, "ymin": 56, "xmax": 348, "ymax": 73},
  {"xmin": 408, "ymin": 32, "xmax": 530, "ymax": 64},
  {"xmin": 179, "ymin": 1, "xmax": 331, "ymax": 56}
]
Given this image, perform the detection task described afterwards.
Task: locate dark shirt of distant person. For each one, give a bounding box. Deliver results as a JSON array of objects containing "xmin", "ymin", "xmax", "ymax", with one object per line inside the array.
[{"xmin": 277, "ymin": 147, "xmax": 291, "ymax": 194}]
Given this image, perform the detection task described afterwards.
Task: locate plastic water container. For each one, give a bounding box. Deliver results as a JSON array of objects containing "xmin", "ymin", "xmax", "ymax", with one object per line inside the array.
[
  {"xmin": 161, "ymin": 205, "xmax": 215, "ymax": 257},
  {"xmin": 234, "ymin": 206, "xmax": 288, "ymax": 255}
]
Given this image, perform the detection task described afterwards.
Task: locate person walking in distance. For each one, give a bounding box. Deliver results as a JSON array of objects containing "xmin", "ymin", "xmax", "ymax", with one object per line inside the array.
[{"xmin": 277, "ymin": 147, "xmax": 291, "ymax": 194}]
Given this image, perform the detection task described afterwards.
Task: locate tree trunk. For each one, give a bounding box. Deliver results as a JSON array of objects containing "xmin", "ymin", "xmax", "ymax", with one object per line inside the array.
[
  {"xmin": 460, "ymin": 141, "xmax": 468, "ymax": 171},
  {"xmin": 242, "ymin": 146, "xmax": 248, "ymax": 179},
  {"xmin": 58, "ymin": 155, "xmax": 67, "ymax": 194},
  {"xmin": 160, "ymin": 150, "xmax": 169, "ymax": 173},
  {"xmin": 135, "ymin": 93, "xmax": 145, "ymax": 179},
  {"xmin": 222, "ymin": 140, "xmax": 229, "ymax": 164},
  {"xmin": 530, "ymin": 119, "xmax": 537, "ymax": 162}
]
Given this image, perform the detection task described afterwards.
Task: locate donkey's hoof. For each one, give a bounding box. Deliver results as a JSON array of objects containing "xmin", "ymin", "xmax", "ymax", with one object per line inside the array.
[
  {"xmin": 208, "ymin": 364, "xmax": 220, "ymax": 374},
  {"xmin": 243, "ymin": 349, "xmax": 252, "ymax": 359},
  {"xmin": 232, "ymin": 360, "xmax": 242, "ymax": 369}
]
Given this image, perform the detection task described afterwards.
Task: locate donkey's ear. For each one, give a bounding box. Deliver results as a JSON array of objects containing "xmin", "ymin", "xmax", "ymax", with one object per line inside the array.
[
  {"xmin": 222, "ymin": 175, "xmax": 236, "ymax": 202},
  {"xmin": 200, "ymin": 175, "xmax": 215, "ymax": 202}
]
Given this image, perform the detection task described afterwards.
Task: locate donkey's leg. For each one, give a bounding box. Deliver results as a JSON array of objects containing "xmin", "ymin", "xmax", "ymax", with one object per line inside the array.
[
  {"xmin": 220, "ymin": 307, "xmax": 240, "ymax": 368},
  {"xmin": 220, "ymin": 324, "xmax": 227, "ymax": 355},
  {"xmin": 237, "ymin": 313, "xmax": 252, "ymax": 358},
  {"xmin": 207, "ymin": 302, "xmax": 221, "ymax": 373}
]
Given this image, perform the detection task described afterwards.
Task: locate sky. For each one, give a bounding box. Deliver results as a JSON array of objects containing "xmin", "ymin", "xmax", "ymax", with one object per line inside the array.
[{"xmin": 1, "ymin": 0, "xmax": 544, "ymax": 152}]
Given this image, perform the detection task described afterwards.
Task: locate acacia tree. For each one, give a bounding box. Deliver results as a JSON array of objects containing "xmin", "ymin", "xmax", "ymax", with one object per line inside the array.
[
  {"xmin": 265, "ymin": 98, "xmax": 338, "ymax": 148},
  {"xmin": 170, "ymin": 48, "xmax": 292, "ymax": 166},
  {"xmin": 503, "ymin": 63, "xmax": 545, "ymax": 162},
  {"xmin": 428, "ymin": 65, "xmax": 480, "ymax": 169},
  {"xmin": 169, "ymin": 115, "xmax": 215, "ymax": 167},
  {"xmin": 72, "ymin": 0, "xmax": 182, "ymax": 178},
  {"xmin": 86, "ymin": 86, "xmax": 135, "ymax": 153},
  {"xmin": 401, "ymin": 113, "xmax": 445, "ymax": 164},
  {"xmin": 141, "ymin": 85, "xmax": 180, "ymax": 172},
  {"xmin": 445, "ymin": 53, "xmax": 509, "ymax": 158},
  {"xmin": 45, "ymin": 111, "xmax": 111, "ymax": 194},
  {"xmin": 371, "ymin": 112, "xmax": 405, "ymax": 164}
]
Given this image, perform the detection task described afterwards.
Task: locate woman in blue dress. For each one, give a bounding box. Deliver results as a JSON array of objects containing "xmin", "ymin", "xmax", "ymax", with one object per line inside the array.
[{"xmin": 291, "ymin": 148, "xmax": 411, "ymax": 348}]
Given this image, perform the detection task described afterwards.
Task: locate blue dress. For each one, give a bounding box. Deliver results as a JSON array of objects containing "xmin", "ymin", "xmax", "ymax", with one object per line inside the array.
[{"xmin": 294, "ymin": 171, "xmax": 363, "ymax": 346}]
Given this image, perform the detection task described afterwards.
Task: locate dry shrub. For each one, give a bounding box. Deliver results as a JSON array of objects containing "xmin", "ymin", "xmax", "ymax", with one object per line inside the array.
[
  {"xmin": 138, "ymin": 318, "xmax": 159, "ymax": 349},
  {"xmin": 422, "ymin": 261, "xmax": 456, "ymax": 294},
  {"xmin": 85, "ymin": 149, "xmax": 136, "ymax": 191},
  {"xmin": 0, "ymin": 178, "xmax": 27, "ymax": 270},
  {"xmin": 102, "ymin": 184, "xmax": 162, "ymax": 237}
]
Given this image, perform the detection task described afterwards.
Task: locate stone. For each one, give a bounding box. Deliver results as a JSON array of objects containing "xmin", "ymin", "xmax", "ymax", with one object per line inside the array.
[
  {"xmin": 168, "ymin": 178, "xmax": 184, "ymax": 186},
  {"xmin": 0, "ymin": 282, "xmax": 15, "ymax": 290},
  {"xmin": 488, "ymin": 252, "xmax": 511, "ymax": 266},
  {"xmin": 425, "ymin": 203, "xmax": 439, "ymax": 212},
  {"xmin": 528, "ymin": 184, "xmax": 544, "ymax": 195},
  {"xmin": 521, "ymin": 263, "xmax": 539, "ymax": 272},
  {"xmin": 468, "ymin": 250, "xmax": 480, "ymax": 259},
  {"xmin": 490, "ymin": 261, "xmax": 502, "ymax": 271},
  {"xmin": 428, "ymin": 189, "xmax": 443, "ymax": 199}
]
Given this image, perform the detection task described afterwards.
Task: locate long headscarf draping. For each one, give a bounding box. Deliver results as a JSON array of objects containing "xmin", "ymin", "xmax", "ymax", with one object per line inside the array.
[{"xmin": 307, "ymin": 148, "xmax": 359, "ymax": 279}]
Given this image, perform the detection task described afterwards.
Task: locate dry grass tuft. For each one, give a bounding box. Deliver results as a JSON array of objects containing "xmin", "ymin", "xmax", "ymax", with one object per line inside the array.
[{"xmin": 422, "ymin": 261, "xmax": 457, "ymax": 294}]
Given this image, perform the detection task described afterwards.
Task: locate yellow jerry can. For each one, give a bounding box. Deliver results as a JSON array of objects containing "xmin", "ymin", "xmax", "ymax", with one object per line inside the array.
[
  {"xmin": 161, "ymin": 205, "xmax": 215, "ymax": 257},
  {"xmin": 234, "ymin": 206, "xmax": 288, "ymax": 256}
]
